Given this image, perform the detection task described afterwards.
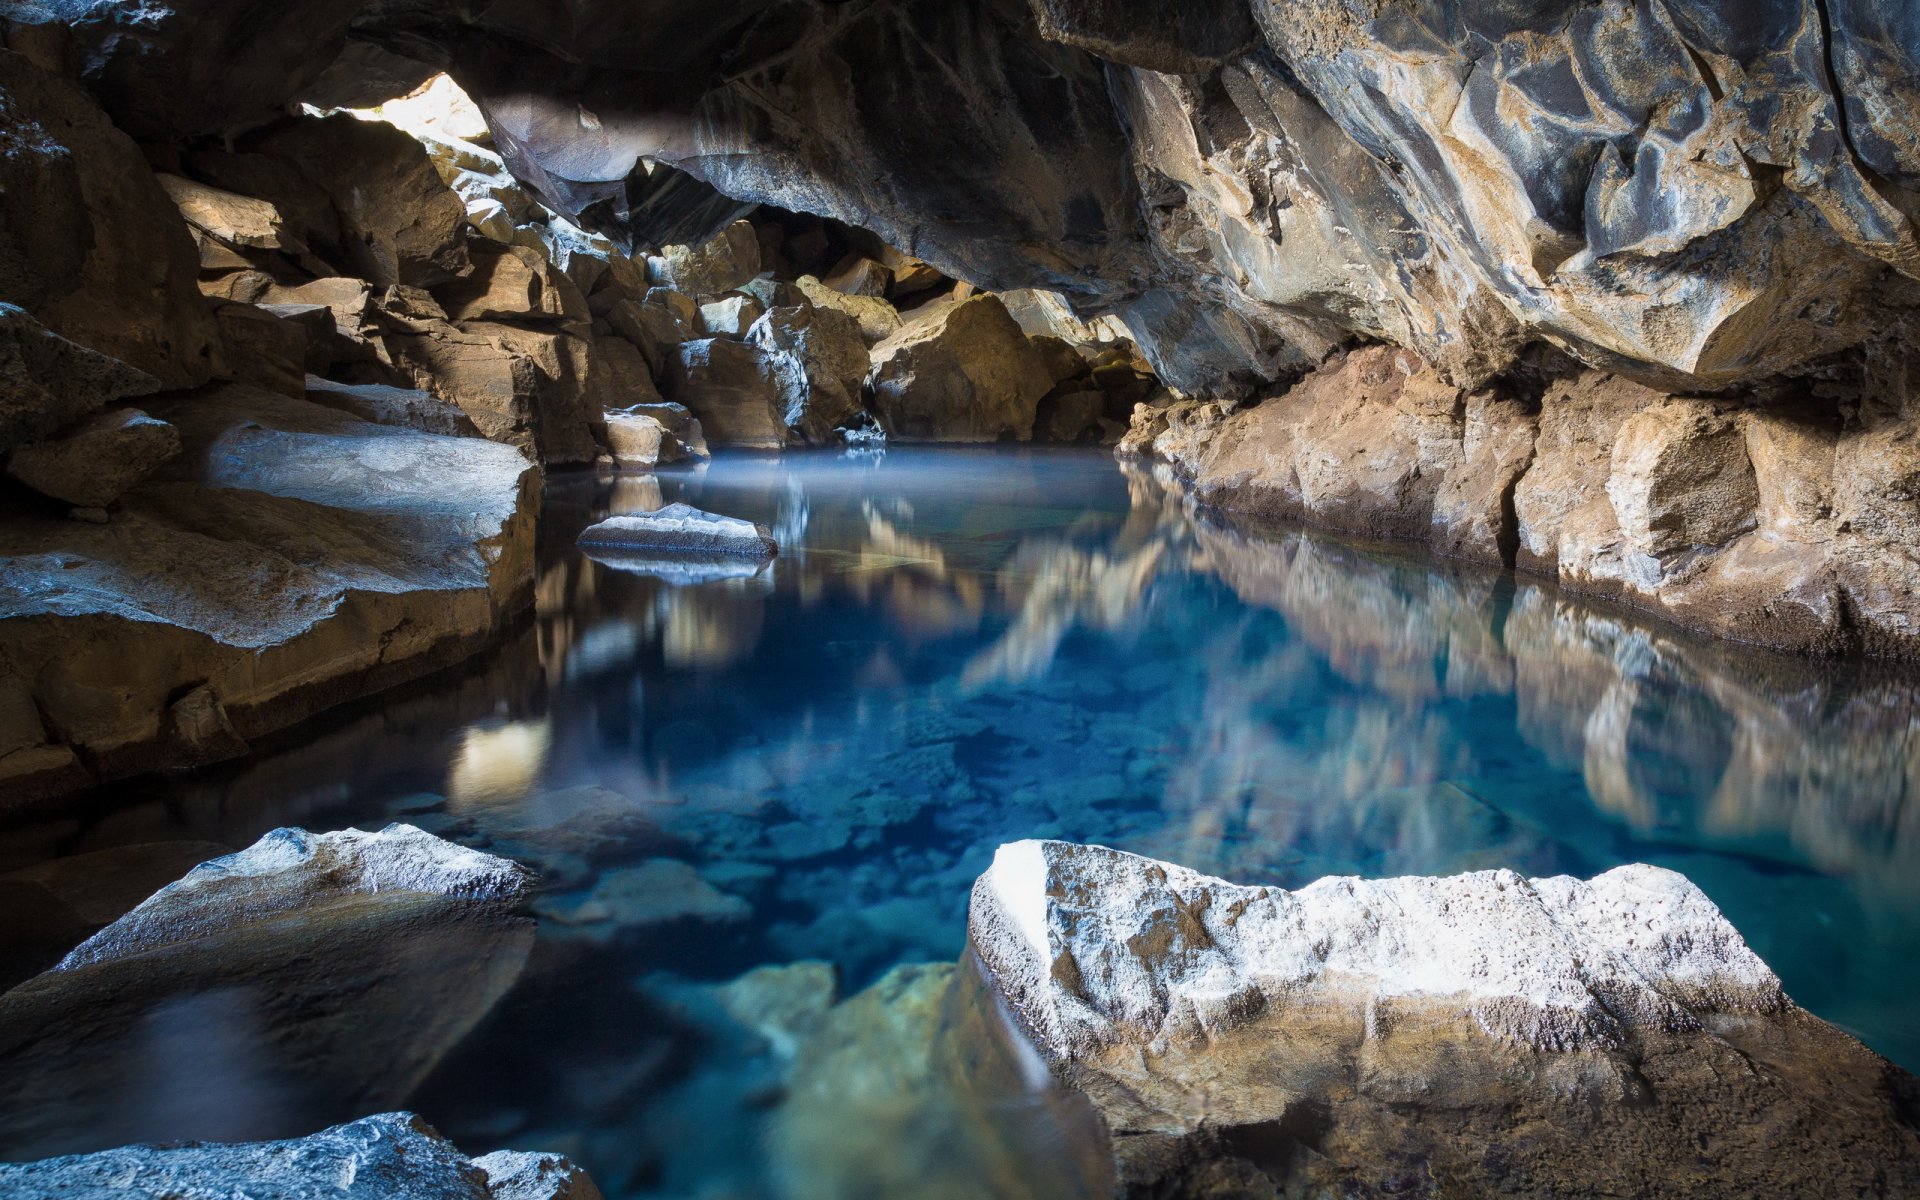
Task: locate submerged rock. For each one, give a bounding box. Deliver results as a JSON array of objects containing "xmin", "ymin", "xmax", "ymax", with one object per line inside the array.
[
  {"xmin": 0, "ymin": 826, "xmax": 537, "ymax": 1158},
  {"xmin": 577, "ymin": 503, "xmax": 778, "ymax": 560},
  {"xmin": 970, "ymin": 840, "xmax": 1920, "ymax": 1198},
  {"xmin": 0, "ymin": 1111, "xmax": 601, "ymax": 1200}
]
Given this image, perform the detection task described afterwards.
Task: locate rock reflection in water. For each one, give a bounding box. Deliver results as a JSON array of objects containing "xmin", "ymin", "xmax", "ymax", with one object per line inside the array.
[{"xmin": 2, "ymin": 449, "xmax": 1917, "ymax": 1197}]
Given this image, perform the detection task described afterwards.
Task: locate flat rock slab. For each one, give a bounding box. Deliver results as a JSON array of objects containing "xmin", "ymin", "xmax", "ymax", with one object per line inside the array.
[
  {"xmin": 577, "ymin": 503, "xmax": 777, "ymax": 561},
  {"xmin": 969, "ymin": 840, "xmax": 1920, "ymax": 1198},
  {"xmin": 0, "ymin": 1111, "xmax": 603, "ymax": 1200}
]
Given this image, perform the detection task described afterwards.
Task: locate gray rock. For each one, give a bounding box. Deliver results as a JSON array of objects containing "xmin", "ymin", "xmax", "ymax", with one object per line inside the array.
[
  {"xmin": 474, "ymin": 1149, "xmax": 607, "ymax": 1200},
  {"xmin": 747, "ymin": 304, "xmax": 871, "ymax": 445},
  {"xmin": 59, "ymin": 824, "xmax": 533, "ymax": 969},
  {"xmin": 970, "ymin": 840, "xmax": 1920, "ymax": 1198},
  {"xmin": 0, "ymin": 1112, "xmax": 599, "ymax": 1200},
  {"xmin": 0, "ymin": 827, "xmax": 537, "ymax": 1156},
  {"xmin": 698, "ymin": 292, "xmax": 767, "ymax": 339},
  {"xmin": 304, "ymin": 375, "xmax": 482, "ymax": 437},
  {"xmin": 0, "ymin": 306, "xmax": 160, "ymax": 455},
  {"xmin": 577, "ymin": 502, "xmax": 778, "ymax": 560},
  {"xmin": 6, "ymin": 407, "xmax": 181, "ymax": 509}
]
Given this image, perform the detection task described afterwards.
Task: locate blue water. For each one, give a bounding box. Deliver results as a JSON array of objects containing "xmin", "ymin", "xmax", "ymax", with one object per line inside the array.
[{"xmin": 2, "ymin": 449, "xmax": 1917, "ymax": 1196}]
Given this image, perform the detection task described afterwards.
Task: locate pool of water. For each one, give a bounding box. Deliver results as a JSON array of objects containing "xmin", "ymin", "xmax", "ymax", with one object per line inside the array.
[{"xmin": 2, "ymin": 448, "xmax": 1918, "ymax": 1195}]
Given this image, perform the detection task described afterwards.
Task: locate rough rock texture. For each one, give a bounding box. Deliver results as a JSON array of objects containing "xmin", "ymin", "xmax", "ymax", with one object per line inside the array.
[
  {"xmin": 0, "ymin": 1113, "xmax": 599, "ymax": 1200},
  {"xmin": 868, "ymin": 296, "xmax": 1053, "ymax": 443},
  {"xmin": 0, "ymin": 826, "xmax": 537, "ymax": 1157},
  {"xmin": 970, "ymin": 840, "xmax": 1920, "ymax": 1198},
  {"xmin": 578, "ymin": 503, "xmax": 778, "ymax": 560},
  {"xmin": 747, "ymin": 304, "xmax": 869, "ymax": 443},
  {"xmin": 0, "ymin": 386, "xmax": 539, "ymax": 805},
  {"xmin": 4, "ymin": 406, "xmax": 180, "ymax": 508},
  {"xmin": 603, "ymin": 410, "xmax": 667, "ymax": 468},
  {"xmin": 0, "ymin": 49, "xmax": 215, "ymax": 390},
  {"xmin": 663, "ymin": 339, "xmax": 785, "ymax": 449},
  {"xmin": 1141, "ymin": 345, "xmax": 1920, "ymax": 655},
  {"xmin": 0, "ymin": 305, "xmax": 159, "ymax": 453}
]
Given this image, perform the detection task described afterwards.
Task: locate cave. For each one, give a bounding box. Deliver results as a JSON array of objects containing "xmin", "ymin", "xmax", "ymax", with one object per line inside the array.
[{"xmin": 1, "ymin": 2, "xmax": 1918, "ymax": 1197}]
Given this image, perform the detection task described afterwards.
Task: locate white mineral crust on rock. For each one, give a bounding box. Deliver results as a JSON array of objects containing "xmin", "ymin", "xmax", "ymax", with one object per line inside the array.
[
  {"xmin": 57, "ymin": 823, "xmax": 534, "ymax": 969},
  {"xmin": 576, "ymin": 502, "xmax": 778, "ymax": 560},
  {"xmin": 970, "ymin": 840, "xmax": 1785, "ymax": 1058}
]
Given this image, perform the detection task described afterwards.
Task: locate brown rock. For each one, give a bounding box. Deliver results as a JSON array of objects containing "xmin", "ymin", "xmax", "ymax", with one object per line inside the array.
[
  {"xmin": 647, "ymin": 222, "xmax": 760, "ymax": 296},
  {"xmin": 604, "ymin": 411, "xmax": 667, "ymax": 468},
  {"xmin": 1512, "ymin": 374, "xmax": 1660, "ymax": 575},
  {"xmin": 796, "ymin": 277, "xmax": 903, "ymax": 346},
  {"xmin": 435, "ymin": 243, "xmax": 586, "ymax": 324},
  {"xmin": 211, "ymin": 302, "xmax": 310, "ymax": 398},
  {"xmin": 606, "ymin": 288, "xmax": 699, "ymax": 377},
  {"xmin": 1034, "ymin": 389, "xmax": 1106, "ymax": 443},
  {"xmin": 0, "ymin": 386, "xmax": 539, "ymax": 799},
  {"xmin": 386, "ymin": 320, "xmax": 603, "ymax": 463},
  {"xmin": 867, "ymin": 296, "xmax": 1052, "ymax": 443},
  {"xmin": 6, "ymin": 408, "xmax": 180, "ymax": 509},
  {"xmin": 0, "ymin": 50, "xmax": 216, "ymax": 390},
  {"xmin": 662, "ymin": 340, "xmax": 785, "ymax": 450},
  {"xmin": 252, "ymin": 114, "xmax": 470, "ymax": 288},
  {"xmin": 156, "ymin": 173, "xmax": 304, "ymax": 254},
  {"xmin": 1606, "ymin": 402, "xmax": 1759, "ymax": 566},
  {"xmin": 821, "ymin": 256, "xmax": 891, "ymax": 298}
]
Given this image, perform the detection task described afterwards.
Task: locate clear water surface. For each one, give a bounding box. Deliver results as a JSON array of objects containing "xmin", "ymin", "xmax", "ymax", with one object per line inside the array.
[{"xmin": 1, "ymin": 449, "xmax": 1916, "ymax": 1197}]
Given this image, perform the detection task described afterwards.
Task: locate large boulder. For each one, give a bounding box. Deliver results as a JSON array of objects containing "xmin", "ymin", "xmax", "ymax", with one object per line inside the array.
[
  {"xmin": 0, "ymin": 1112, "xmax": 600, "ymax": 1200},
  {"xmin": 0, "ymin": 385, "xmax": 539, "ymax": 803},
  {"xmin": 796, "ymin": 276, "xmax": 903, "ymax": 347},
  {"xmin": 0, "ymin": 825, "xmax": 538, "ymax": 1157},
  {"xmin": 867, "ymin": 296, "xmax": 1054, "ymax": 443},
  {"xmin": 434, "ymin": 243, "xmax": 587, "ymax": 324},
  {"xmin": 661, "ymin": 339, "xmax": 786, "ymax": 449},
  {"xmin": 970, "ymin": 840, "xmax": 1920, "ymax": 1198},
  {"xmin": 747, "ymin": 304, "xmax": 870, "ymax": 444}
]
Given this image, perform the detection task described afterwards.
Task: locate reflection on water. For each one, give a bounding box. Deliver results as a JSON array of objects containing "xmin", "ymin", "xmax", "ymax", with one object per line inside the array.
[{"xmin": 1, "ymin": 449, "xmax": 1917, "ymax": 1195}]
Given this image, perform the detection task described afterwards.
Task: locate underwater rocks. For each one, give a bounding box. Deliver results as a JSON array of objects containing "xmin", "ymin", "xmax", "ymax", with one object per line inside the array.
[
  {"xmin": 0, "ymin": 385, "xmax": 539, "ymax": 805},
  {"xmin": 0, "ymin": 826, "xmax": 537, "ymax": 1157},
  {"xmin": 969, "ymin": 841, "xmax": 1920, "ymax": 1198},
  {"xmin": 577, "ymin": 502, "xmax": 778, "ymax": 561},
  {"xmin": 0, "ymin": 1111, "xmax": 602, "ymax": 1200}
]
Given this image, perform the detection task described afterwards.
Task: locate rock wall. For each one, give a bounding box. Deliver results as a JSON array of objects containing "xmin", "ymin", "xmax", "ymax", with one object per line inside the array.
[
  {"xmin": 1126, "ymin": 343, "xmax": 1920, "ymax": 655},
  {"xmin": 10, "ymin": 1, "xmax": 1920, "ymax": 657}
]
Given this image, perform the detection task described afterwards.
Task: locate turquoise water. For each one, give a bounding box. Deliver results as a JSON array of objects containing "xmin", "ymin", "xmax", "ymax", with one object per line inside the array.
[{"xmin": 1, "ymin": 449, "xmax": 1917, "ymax": 1196}]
